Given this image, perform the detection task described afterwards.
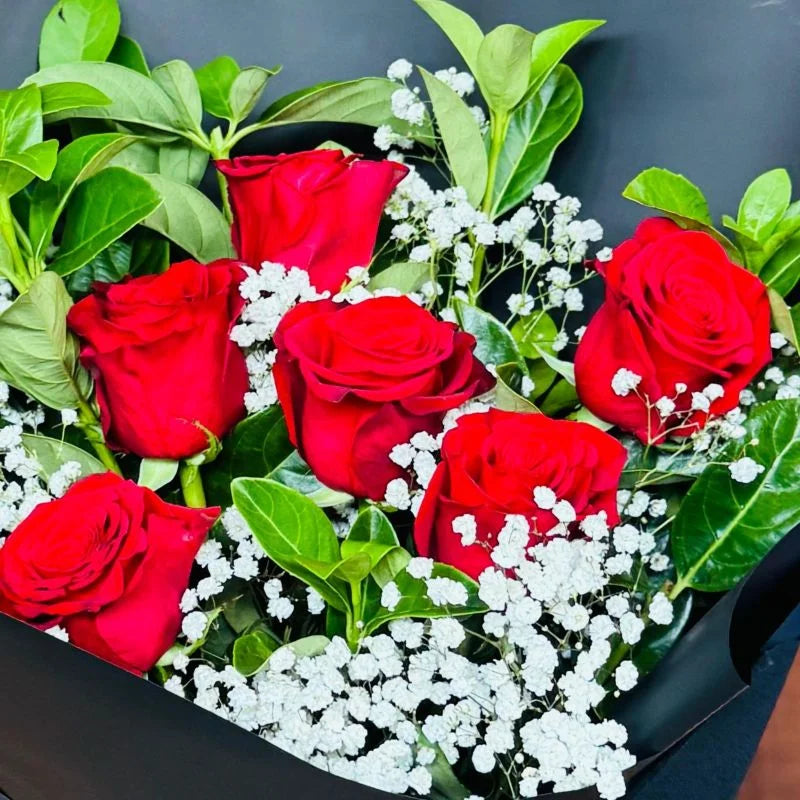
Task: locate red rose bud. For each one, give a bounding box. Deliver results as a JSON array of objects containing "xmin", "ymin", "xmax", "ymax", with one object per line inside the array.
[
  {"xmin": 273, "ymin": 296, "xmax": 494, "ymax": 500},
  {"xmin": 414, "ymin": 410, "xmax": 627, "ymax": 580},
  {"xmin": 68, "ymin": 259, "xmax": 249, "ymax": 460},
  {"xmin": 0, "ymin": 473, "xmax": 217, "ymax": 673},
  {"xmin": 216, "ymin": 149, "xmax": 408, "ymax": 293},
  {"xmin": 575, "ymin": 218, "xmax": 771, "ymax": 443}
]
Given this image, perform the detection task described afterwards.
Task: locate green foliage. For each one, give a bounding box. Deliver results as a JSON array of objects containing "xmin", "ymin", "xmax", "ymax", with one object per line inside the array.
[
  {"xmin": 39, "ymin": 0, "xmax": 121, "ymax": 68},
  {"xmin": 108, "ymin": 35, "xmax": 149, "ymax": 75},
  {"xmin": 22, "ymin": 432, "xmax": 105, "ymax": 479},
  {"xmin": 476, "ymin": 24, "xmax": 535, "ymax": 113},
  {"xmin": 66, "ymin": 239, "xmax": 132, "ymax": 294},
  {"xmin": 138, "ymin": 458, "xmax": 180, "ymax": 491},
  {"xmin": 196, "ymin": 56, "xmax": 280, "ymax": 124},
  {"xmin": 455, "ymin": 299, "xmax": 523, "ymax": 369},
  {"xmin": 232, "ymin": 630, "xmax": 277, "ymax": 676},
  {"xmin": 412, "ymin": 0, "xmax": 483, "ymax": 77},
  {"xmin": 368, "ymin": 261, "xmax": 431, "ymax": 293}
]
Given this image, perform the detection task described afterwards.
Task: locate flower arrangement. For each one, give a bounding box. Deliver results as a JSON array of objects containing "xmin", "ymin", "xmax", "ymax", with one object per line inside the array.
[{"xmin": 0, "ymin": 0, "xmax": 799, "ymax": 799}]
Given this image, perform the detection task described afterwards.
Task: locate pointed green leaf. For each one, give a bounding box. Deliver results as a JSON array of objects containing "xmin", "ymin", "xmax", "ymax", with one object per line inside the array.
[
  {"xmin": 40, "ymin": 82, "xmax": 111, "ymax": 118},
  {"xmin": 412, "ymin": 0, "xmax": 483, "ymax": 76},
  {"xmin": 195, "ymin": 55, "xmax": 240, "ymax": 119},
  {"xmin": 233, "ymin": 630, "xmax": 277, "ymax": 676},
  {"xmin": 138, "ymin": 457, "xmax": 179, "ymax": 491},
  {"xmin": 341, "ymin": 505, "xmax": 401, "ymax": 569},
  {"xmin": 39, "ymin": 0, "xmax": 120, "ymax": 68},
  {"xmin": 0, "ymin": 86, "xmax": 44, "ymax": 154},
  {"xmin": 736, "ymin": 168, "xmax": 791, "ymax": 244},
  {"xmin": 151, "ymin": 60, "xmax": 203, "ymax": 132},
  {"xmin": 21, "ymin": 432, "xmax": 105, "ymax": 479},
  {"xmin": 455, "ymin": 298, "xmax": 522, "ymax": 368},
  {"xmin": 229, "ymin": 65, "xmax": 281, "ymax": 122},
  {"xmin": 368, "ymin": 261, "xmax": 431, "ymax": 293},
  {"xmin": 495, "ymin": 363, "xmax": 540, "ymax": 413},
  {"xmin": 269, "ymin": 450, "xmax": 352, "ymax": 508},
  {"xmin": 511, "ymin": 310, "xmax": 558, "ymax": 358},
  {"xmin": 476, "ymin": 24, "xmax": 535, "ymax": 112},
  {"xmin": 108, "ymin": 35, "xmax": 149, "ymax": 75},
  {"xmin": 760, "ymin": 234, "xmax": 800, "ymax": 296},
  {"xmin": 767, "ymin": 288, "xmax": 799, "ymax": 350},
  {"xmin": 0, "ymin": 140, "xmax": 59, "ymax": 197}
]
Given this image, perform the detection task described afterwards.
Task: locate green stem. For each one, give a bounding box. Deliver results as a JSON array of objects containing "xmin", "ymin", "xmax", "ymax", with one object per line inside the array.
[
  {"xmin": 75, "ymin": 396, "xmax": 123, "ymax": 476},
  {"xmin": 215, "ymin": 170, "xmax": 234, "ymax": 225},
  {"xmin": 468, "ymin": 109, "xmax": 510, "ymax": 300},
  {"xmin": 345, "ymin": 581, "xmax": 364, "ymax": 651},
  {"xmin": 0, "ymin": 195, "xmax": 29, "ymax": 292},
  {"xmin": 179, "ymin": 462, "xmax": 207, "ymax": 508}
]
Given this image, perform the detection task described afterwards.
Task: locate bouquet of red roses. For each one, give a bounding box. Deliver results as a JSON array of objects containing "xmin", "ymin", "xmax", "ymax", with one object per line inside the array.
[{"xmin": 0, "ymin": 1, "xmax": 798, "ymax": 798}]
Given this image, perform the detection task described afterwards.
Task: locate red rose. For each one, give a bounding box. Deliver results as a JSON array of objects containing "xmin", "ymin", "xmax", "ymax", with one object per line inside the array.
[
  {"xmin": 575, "ymin": 218, "xmax": 771, "ymax": 442},
  {"xmin": 216, "ymin": 149, "xmax": 408, "ymax": 292},
  {"xmin": 0, "ymin": 473, "xmax": 217, "ymax": 673},
  {"xmin": 414, "ymin": 410, "xmax": 626, "ymax": 579},
  {"xmin": 273, "ymin": 296, "xmax": 494, "ymax": 500},
  {"xmin": 68, "ymin": 259, "xmax": 249, "ymax": 460}
]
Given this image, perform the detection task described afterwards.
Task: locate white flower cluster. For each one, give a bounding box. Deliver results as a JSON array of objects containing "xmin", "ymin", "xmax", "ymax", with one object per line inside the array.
[{"xmin": 230, "ymin": 263, "xmax": 328, "ymax": 413}]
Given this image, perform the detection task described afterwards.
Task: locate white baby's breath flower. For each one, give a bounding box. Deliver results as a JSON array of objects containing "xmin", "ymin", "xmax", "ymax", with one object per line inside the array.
[
  {"xmin": 729, "ymin": 456, "xmax": 765, "ymax": 484},
  {"xmin": 611, "ymin": 368, "xmax": 641, "ymax": 397},
  {"xmin": 387, "ymin": 58, "xmax": 413, "ymax": 81}
]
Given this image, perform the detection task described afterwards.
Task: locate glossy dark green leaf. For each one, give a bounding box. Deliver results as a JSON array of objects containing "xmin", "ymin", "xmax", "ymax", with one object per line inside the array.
[
  {"xmin": 736, "ymin": 168, "xmax": 791, "ymax": 244},
  {"xmin": 39, "ymin": 0, "xmax": 120, "ymax": 68},
  {"xmin": 341, "ymin": 505, "xmax": 402, "ymax": 570},
  {"xmin": 268, "ymin": 450, "xmax": 352, "ymax": 508},
  {"xmin": 233, "ymin": 630, "xmax": 276, "ymax": 676},
  {"xmin": 455, "ymin": 298, "xmax": 522, "ymax": 369},
  {"xmin": 140, "ymin": 173, "xmax": 234, "ymax": 262},
  {"xmin": 632, "ymin": 591, "xmax": 692, "ymax": 676},
  {"xmin": 232, "ymin": 477, "xmax": 351, "ymax": 613},
  {"xmin": 620, "ymin": 437, "xmax": 706, "ymax": 488},
  {"xmin": 0, "ymin": 272, "xmax": 91, "ymax": 409},
  {"xmin": 21, "ymin": 432, "xmax": 105, "ymax": 479},
  {"xmin": 761, "ymin": 234, "xmax": 800, "ymax": 296},
  {"xmin": 412, "ymin": 0, "xmax": 483, "ymax": 76},
  {"xmin": 130, "ymin": 229, "xmax": 169, "ymax": 275},
  {"xmin": 420, "ymin": 68, "xmax": 487, "ymax": 206},
  {"xmin": 50, "ymin": 166, "xmax": 162, "ymax": 276},
  {"xmin": 671, "ymin": 399, "xmax": 800, "ymax": 593},
  {"xmin": 66, "ymin": 239, "xmax": 132, "ymax": 294},
  {"xmin": 539, "ymin": 377, "xmax": 579, "ymax": 416},
  {"xmin": 492, "ymin": 65, "xmax": 582, "ymax": 218},
  {"xmin": 476, "ymin": 24, "xmax": 535, "ymax": 112}
]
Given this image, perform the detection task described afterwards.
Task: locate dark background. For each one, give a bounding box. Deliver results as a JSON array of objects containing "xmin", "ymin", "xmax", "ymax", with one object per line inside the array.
[{"xmin": 1, "ymin": 1, "xmax": 800, "ymax": 799}]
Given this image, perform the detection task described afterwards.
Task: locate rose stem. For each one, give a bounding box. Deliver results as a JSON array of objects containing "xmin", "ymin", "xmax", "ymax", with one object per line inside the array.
[
  {"xmin": 179, "ymin": 462, "xmax": 208, "ymax": 508},
  {"xmin": 75, "ymin": 396, "xmax": 123, "ymax": 476}
]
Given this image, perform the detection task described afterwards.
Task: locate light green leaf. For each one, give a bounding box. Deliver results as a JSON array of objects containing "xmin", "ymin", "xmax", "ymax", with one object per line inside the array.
[
  {"xmin": 233, "ymin": 630, "xmax": 276, "ymax": 676},
  {"xmin": 230, "ymin": 66, "xmax": 281, "ymax": 122},
  {"xmin": 138, "ymin": 457, "xmax": 179, "ymax": 491},
  {"xmin": 341, "ymin": 506, "xmax": 402, "ymax": 570},
  {"xmin": 527, "ymin": 20, "xmax": 605, "ymax": 98},
  {"xmin": 0, "ymin": 272, "xmax": 90, "ymax": 409},
  {"xmin": 572, "ymin": 405, "xmax": 613, "ymax": 431},
  {"xmin": 66, "ymin": 239, "xmax": 132, "ymax": 295},
  {"xmin": 671, "ymin": 399, "xmax": 800, "ymax": 592},
  {"xmin": 492, "ymin": 65, "xmax": 582, "ymax": 218},
  {"xmin": 157, "ymin": 141, "xmax": 209, "ymax": 186},
  {"xmin": 39, "ymin": 0, "xmax": 120, "ymax": 68},
  {"xmin": 476, "ymin": 24, "xmax": 535, "ymax": 112},
  {"xmin": 26, "ymin": 62, "xmax": 185, "ymax": 137},
  {"xmin": 195, "ymin": 55, "xmax": 240, "ymax": 119},
  {"xmin": 368, "ymin": 261, "xmax": 431, "ymax": 293},
  {"xmin": 361, "ymin": 562, "xmax": 486, "ymax": 636},
  {"xmin": 736, "ymin": 168, "xmax": 791, "ymax": 244},
  {"xmin": 140, "ymin": 173, "xmax": 234, "ymax": 262},
  {"xmin": 21, "ymin": 432, "xmax": 105, "ymax": 479},
  {"xmin": 0, "ymin": 86, "xmax": 44, "ymax": 154},
  {"xmin": 40, "ymin": 82, "xmax": 111, "ymax": 118},
  {"xmin": 420, "ymin": 68, "xmax": 487, "ymax": 207},
  {"xmin": 29, "ymin": 132, "xmax": 138, "ymax": 259},
  {"xmin": 232, "ymin": 477, "xmax": 351, "ymax": 613},
  {"xmin": 767, "ymin": 287, "xmax": 799, "ymax": 350},
  {"xmin": 412, "ymin": 0, "xmax": 483, "ymax": 76},
  {"xmin": 50, "ymin": 166, "xmax": 161, "ymax": 276},
  {"xmin": 455, "ymin": 298, "xmax": 522, "ymax": 369},
  {"xmin": 108, "ymin": 35, "xmax": 149, "ymax": 75},
  {"xmin": 0, "ymin": 140, "xmax": 59, "ymax": 197},
  {"xmin": 511, "ymin": 310, "xmax": 558, "ymax": 358},
  {"xmin": 259, "ymin": 78, "xmax": 434, "ymax": 145},
  {"xmin": 495, "ymin": 363, "xmax": 540, "ymax": 413},
  {"xmin": 760, "ymin": 234, "xmax": 800, "ymax": 296},
  {"xmin": 331, "ymin": 553, "xmax": 373, "ymax": 584},
  {"xmin": 151, "ymin": 60, "xmax": 203, "ymax": 133},
  {"xmin": 269, "ymin": 635, "xmax": 330, "ymax": 662},
  {"xmin": 269, "ymin": 450, "xmax": 352, "ymax": 508}
]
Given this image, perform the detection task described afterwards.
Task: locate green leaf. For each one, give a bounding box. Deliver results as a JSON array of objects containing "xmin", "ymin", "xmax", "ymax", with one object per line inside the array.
[
  {"xmin": 539, "ymin": 378, "xmax": 579, "ymax": 415},
  {"xmin": 633, "ymin": 592, "xmax": 692, "ymax": 676},
  {"xmin": 495, "ymin": 363, "xmax": 540, "ymax": 413},
  {"xmin": 511, "ymin": 310, "xmax": 558, "ymax": 359},
  {"xmin": 767, "ymin": 288, "xmax": 799, "ymax": 350},
  {"xmin": 39, "ymin": 0, "xmax": 121, "ymax": 68},
  {"xmin": 623, "ymin": 167, "xmax": 740, "ymax": 258},
  {"xmin": 736, "ymin": 168, "xmax": 791, "ymax": 244},
  {"xmin": 29, "ymin": 132, "xmax": 138, "ymax": 259},
  {"xmin": 0, "ymin": 86, "xmax": 44, "ymax": 154},
  {"xmin": 761, "ymin": 234, "xmax": 800, "ymax": 296},
  {"xmin": 108, "ymin": 35, "xmax": 149, "ymax": 76},
  {"xmin": 0, "ymin": 141, "xmax": 59, "ymax": 197},
  {"xmin": 341, "ymin": 505, "xmax": 402, "ymax": 569},
  {"xmin": 229, "ymin": 66, "xmax": 280, "ymax": 123},
  {"xmin": 195, "ymin": 55, "xmax": 240, "ymax": 119},
  {"xmin": 26, "ymin": 62, "xmax": 185, "ymax": 137},
  {"xmin": 50, "ymin": 166, "xmax": 162, "ymax": 276},
  {"xmin": 671, "ymin": 399, "xmax": 800, "ymax": 592},
  {"xmin": 476, "ymin": 24, "xmax": 535, "ymax": 112},
  {"xmin": 361, "ymin": 563, "xmax": 486, "ymax": 637},
  {"xmin": 420, "ymin": 68, "xmax": 487, "ymax": 207},
  {"xmin": 270, "ymin": 635, "xmax": 330, "ymax": 662},
  {"xmin": 259, "ymin": 78, "xmax": 434, "ymax": 145},
  {"xmin": 40, "ymin": 82, "xmax": 111, "ymax": 118},
  {"xmin": 232, "ymin": 477, "xmax": 351, "ymax": 613},
  {"xmin": 140, "ymin": 173, "xmax": 234, "ymax": 262},
  {"xmin": 330, "ymin": 553, "xmax": 373, "ymax": 584},
  {"xmin": 368, "ymin": 261, "xmax": 431, "ymax": 293},
  {"xmin": 572, "ymin": 405, "xmax": 613, "ymax": 431},
  {"xmin": 151, "ymin": 60, "xmax": 203, "ymax": 133},
  {"xmin": 0, "ymin": 272, "xmax": 90, "ymax": 409},
  {"xmin": 620, "ymin": 437, "xmax": 706, "ymax": 488},
  {"xmin": 455, "ymin": 299, "xmax": 522, "ymax": 369},
  {"xmin": 138, "ymin": 457, "xmax": 179, "ymax": 491},
  {"xmin": 157, "ymin": 141, "xmax": 209, "ymax": 186},
  {"xmin": 269, "ymin": 450, "xmax": 352, "ymax": 508},
  {"xmin": 21, "ymin": 432, "xmax": 105, "ymax": 479},
  {"xmin": 233, "ymin": 630, "xmax": 276, "ymax": 676},
  {"xmin": 531, "ymin": 344, "xmax": 575, "ymax": 385},
  {"xmin": 412, "ymin": 0, "xmax": 483, "ymax": 76},
  {"xmin": 66, "ymin": 239, "xmax": 132, "ymax": 294},
  {"xmin": 492, "ymin": 65, "xmax": 583, "ymax": 218},
  {"xmin": 130, "ymin": 229, "xmax": 169, "ymax": 275},
  {"xmin": 205, "ymin": 405, "xmax": 293, "ymax": 507},
  {"xmin": 527, "ymin": 20, "xmax": 605, "ymax": 99}
]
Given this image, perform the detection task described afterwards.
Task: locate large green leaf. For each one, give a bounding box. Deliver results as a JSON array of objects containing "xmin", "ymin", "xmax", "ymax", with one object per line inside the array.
[
  {"xmin": 526, "ymin": 19, "xmax": 605, "ymax": 99},
  {"xmin": 140, "ymin": 174, "xmax": 234, "ymax": 262},
  {"xmin": 0, "ymin": 141, "xmax": 59, "ymax": 197},
  {"xmin": 421, "ymin": 68, "xmax": 487, "ymax": 206},
  {"xmin": 232, "ymin": 477, "xmax": 351, "ymax": 612},
  {"xmin": 151, "ymin": 60, "xmax": 204, "ymax": 133},
  {"xmin": 50, "ymin": 166, "xmax": 161, "ymax": 276},
  {"xmin": 736, "ymin": 168, "xmax": 791, "ymax": 244},
  {"xmin": 26, "ymin": 62, "xmax": 186, "ymax": 137},
  {"xmin": 671, "ymin": 400, "xmax": 800, "ymax": 593},
  {"xmin": 38, "ymin": 0, "xmax": 120, "ymax": 68},
  {"xmin": 341, "ymin": 505, "xmax": 402, "ymax": 571},
  {"xmin": 0, "ymin": 272, "xmax": 90, "ymax": 409},
  {"xmin": 21, "ymin": 432, "xmax": 105, "ymax": 479},
  {"xmin": 492, "ymin": 65, "xmax": 582, "ymax": 218},
  {"xmin": 108, "ymin": 35, "xmax": 149, "ymax": 75},
  {"xmin": 29, "ymin": 132, "xmax": 138, "ymax": 259},
  {"xmin": 622, "ymin": 167, "xmax": 739, "ymax": 258},
  {"xmin": 66, "ymin": 239, "xmax": 132, "ymax": 295},
  {"xmin": 476, "ymin": 24, "xmax": 535, "ymax": 112},
  {"xmin": 0, "ymin": 86, "xmax": 43, "ymax": 154},
  {"xmin": 40, "ymin": 82, "xmax": 111, "ymax": 119},
  {"xmin": 760, "ymin": 234, "xmax": 800, "ymax": 296},
  {"xmin": 157, "ymin": 141, "xmax": 209, "ymax": 186},
  {"xmin": 412, "ymin": 0, "xmax": 483, "ymax": 76},
  {"xmin": 258, "ymin": 78, "xmax": 434, "ymax": 145},
  {"xmin": 456, "ymin": 299, "xmax": 522, "ymax": 369}
]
